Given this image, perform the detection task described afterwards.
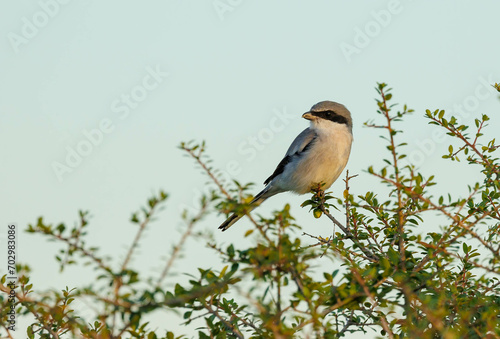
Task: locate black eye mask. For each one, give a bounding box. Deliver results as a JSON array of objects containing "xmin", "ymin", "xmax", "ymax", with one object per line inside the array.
[{"xmin": 311, "ymin": 110, "xmax": 349, "ymax": 125}]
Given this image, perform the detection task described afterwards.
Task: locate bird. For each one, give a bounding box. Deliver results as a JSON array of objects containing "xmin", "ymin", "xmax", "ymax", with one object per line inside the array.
[{"xmin": 219, "ymin": 101, "xmax": 353, "ymax": 231}]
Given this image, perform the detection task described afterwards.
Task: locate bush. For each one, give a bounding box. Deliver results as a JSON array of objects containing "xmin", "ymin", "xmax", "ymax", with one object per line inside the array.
[{"xmin": 1, "ymin": 83, "xmax": 500, "ymax": 338}]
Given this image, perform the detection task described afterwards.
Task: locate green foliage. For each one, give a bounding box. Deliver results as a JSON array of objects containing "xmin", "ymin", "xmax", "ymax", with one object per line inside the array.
[{"xmin": 1, "ymin": 83, "xmax": 500, "ymax": 338}]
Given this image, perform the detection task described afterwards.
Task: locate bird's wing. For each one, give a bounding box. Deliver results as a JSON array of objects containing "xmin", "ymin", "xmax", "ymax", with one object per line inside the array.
[{"xmin": 263, "ymin": 128, "xmax": 317, "ymax": 186}]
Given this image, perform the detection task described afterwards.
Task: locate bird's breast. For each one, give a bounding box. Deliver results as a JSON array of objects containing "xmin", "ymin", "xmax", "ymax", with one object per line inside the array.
[{"xmin": 289, "ymin": 125, "xmax": 353, "ymax": 194}]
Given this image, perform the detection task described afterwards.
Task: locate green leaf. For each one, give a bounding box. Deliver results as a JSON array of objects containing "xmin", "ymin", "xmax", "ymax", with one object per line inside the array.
[
  {"xmin": 387, "ymin": 247, "xmax": 399, "ymax": 265},
  {"xmin": 393, "ymin": 272, "xmax": 406, "ymax": 283},
  {"xmin": 227, "ymin": 244, "xmax": 235, "ymax": 257},
  {"xmin": 220, "ymin": 265, "xmax": 228, "ymax": 277}
]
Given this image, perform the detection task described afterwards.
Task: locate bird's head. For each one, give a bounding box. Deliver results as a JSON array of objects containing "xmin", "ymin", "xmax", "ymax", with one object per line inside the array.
[{"xmin": 302, "ymin": 101, "xmax": 352, "ymax": 132}]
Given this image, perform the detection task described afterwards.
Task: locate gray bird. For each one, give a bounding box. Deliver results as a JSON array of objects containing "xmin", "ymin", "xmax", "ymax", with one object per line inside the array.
[{"xmin": 219, "ymin": 101, "xmax": 353, "ymax": 231}]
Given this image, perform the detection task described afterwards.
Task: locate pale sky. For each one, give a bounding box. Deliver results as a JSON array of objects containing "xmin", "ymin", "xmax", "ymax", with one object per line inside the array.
[{"xmin": 1, "ymin": 1, "xmax": 499, "ymax": 338}]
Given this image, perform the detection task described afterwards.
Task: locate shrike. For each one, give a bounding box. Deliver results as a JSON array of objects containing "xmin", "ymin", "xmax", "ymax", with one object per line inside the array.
[{"xmin": 219, "ymin": 101, "xmax": 353, "ymax": 231}]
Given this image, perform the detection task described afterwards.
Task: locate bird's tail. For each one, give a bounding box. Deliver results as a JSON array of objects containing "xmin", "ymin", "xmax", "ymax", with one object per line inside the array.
[{"xmin": 218, "ymin": 188, "xmax": 273, "ymax": 232}]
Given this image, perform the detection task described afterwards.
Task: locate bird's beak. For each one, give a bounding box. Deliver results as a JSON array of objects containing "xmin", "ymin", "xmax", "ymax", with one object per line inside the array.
[{"xmin": 302, "ymin": 112, "xmax": 315, "ymax": 120}]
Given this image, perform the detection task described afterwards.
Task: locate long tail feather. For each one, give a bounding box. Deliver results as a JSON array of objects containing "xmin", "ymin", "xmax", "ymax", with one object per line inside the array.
[
  {"xmin": 218, "ymin": 189, "xmax": 271, "ymax": 231},
  {"xmin": 218, "ymin": 213, "xmax": 243, "ymax": 232}
]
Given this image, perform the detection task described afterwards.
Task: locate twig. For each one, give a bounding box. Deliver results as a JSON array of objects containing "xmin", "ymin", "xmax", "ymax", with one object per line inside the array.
[
  {"xmin": 156, "ymin": 200, "xmax": 207, "ymax": 288},
  {"xmin": 337, "ymin": 310, "xmax": 355, "ymax": 337},
  {"xmin": 378, "ymin": 87, "xmax": 407, "ymax": 271},
  {"xmin": 320, "ymin": 207, "xmax": 378, "ymax": 262},
  {"xmin": 346, "ymin": 254, "xmax": 394, "ymax": 339},
  {"xmin": 203, "ymin": 297, "xmax": 244, "ymax": 339},
  {"xmin": 181, "ymin": 144, "xmax": 231, "ymax": 199},
  {"xmin": 43, "ymin": 232, "xmax": 113, "ymax": 274},
  {"xmin": 121, "ymin": 204, "xmax": 159, "ymax": 272}
]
